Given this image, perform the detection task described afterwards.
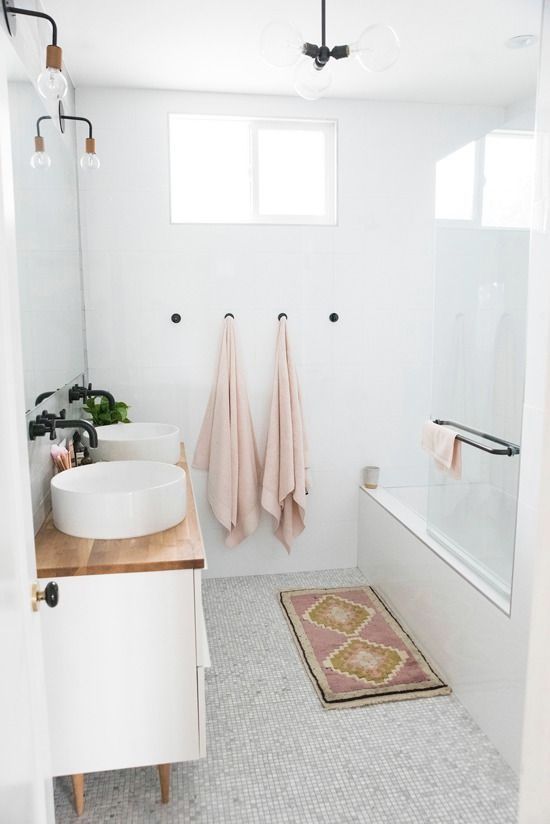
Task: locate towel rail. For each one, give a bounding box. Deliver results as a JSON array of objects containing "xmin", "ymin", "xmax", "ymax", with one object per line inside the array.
[{"xmin": 432, "ymin": 420, "xmax": 520, "ymax": 457}]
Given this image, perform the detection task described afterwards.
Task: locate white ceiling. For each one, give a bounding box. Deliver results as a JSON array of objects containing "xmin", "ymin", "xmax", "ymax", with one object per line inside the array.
[{"xmin": 45, "ymin": 0, "xmax": 542, "ymax": 105}]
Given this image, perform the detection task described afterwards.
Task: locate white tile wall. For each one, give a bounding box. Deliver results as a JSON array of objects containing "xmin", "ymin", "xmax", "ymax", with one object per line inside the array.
[{"xmin": 77, "ymin": 87, "xmax": 502, "ymax": 577}]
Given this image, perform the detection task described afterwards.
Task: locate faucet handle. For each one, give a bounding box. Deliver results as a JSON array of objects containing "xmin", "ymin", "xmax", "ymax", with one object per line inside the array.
[
  {"xmin": 69, "ymin": 383, "xmax": 87, "ymax": 403},
  {"xmin": 29, "ymin": 420, "xmax": 47, "ymax": 440},
  {"xmin": 29, "ymin": 416, "xmax": 56, "ymax": 441}
]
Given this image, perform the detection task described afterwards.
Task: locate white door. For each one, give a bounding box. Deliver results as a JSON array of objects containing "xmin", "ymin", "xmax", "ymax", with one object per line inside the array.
[{"xmin": 0, "ymin": 38, "xmax": 55, "ymax": 824}]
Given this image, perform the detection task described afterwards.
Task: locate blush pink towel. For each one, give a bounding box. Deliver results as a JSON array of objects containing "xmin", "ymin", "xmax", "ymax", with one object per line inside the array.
[
  {"xmin": 261, "ymin": 317, "xmax": 309, "ymax": 552},
  {"xmin": 421, "ymin": 421, "xmax": 462, "ymax": 480},
  {"xmin": 193, "ymin": 317, "xmax": 261, "ymax": 547}
]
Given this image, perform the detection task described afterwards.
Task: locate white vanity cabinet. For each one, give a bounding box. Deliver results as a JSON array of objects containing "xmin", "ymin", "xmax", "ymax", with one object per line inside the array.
[
  {"xmin": 39, "ymin": 568, "xmax": 206, "ymax": 777},
  {"xmin": 34, "ymin": 449, "xmax": 207, "ymax": 812}
]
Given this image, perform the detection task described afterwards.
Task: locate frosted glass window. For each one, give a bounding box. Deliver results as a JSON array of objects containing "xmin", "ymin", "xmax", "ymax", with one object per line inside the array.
[
  {"xmin": 435, "ymin": 141, "xmax": 476, "ymax": 221},
  {"xmin": 169, "ymin": 114, "xmax": 336, "ymax": 224},
  {"xmin": 258, "ymin": 129, "xmax": 326, "ymax": 216},
  {"xmin": 482, "ymin": 132, "xmax": 534, "ymax": 229}
]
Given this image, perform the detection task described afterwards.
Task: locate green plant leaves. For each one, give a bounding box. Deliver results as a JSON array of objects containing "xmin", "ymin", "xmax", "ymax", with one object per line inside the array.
[{"xmin": 83, "ymin": 398, "xmax": 131, "ymax": 427}]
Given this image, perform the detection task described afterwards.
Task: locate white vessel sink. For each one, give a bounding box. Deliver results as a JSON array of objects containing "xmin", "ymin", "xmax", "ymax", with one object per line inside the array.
[
  {"xmin": 51, "ymin": 461, "xmax": 187, "ymax": 539},
  {"xmin": 94, "ymin": 423, "xmax": 180, "ymax": 464}
]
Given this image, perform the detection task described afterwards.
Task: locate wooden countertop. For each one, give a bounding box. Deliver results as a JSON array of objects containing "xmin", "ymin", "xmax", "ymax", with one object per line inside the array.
[{"xmin": 35, "ymin": 445, "xmax": 205, "ymax": 578}]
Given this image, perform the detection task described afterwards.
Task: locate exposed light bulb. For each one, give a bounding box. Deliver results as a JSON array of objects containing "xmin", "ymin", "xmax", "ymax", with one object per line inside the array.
[
  {"xmin": 80, "ymin": 153, "xmax": 100, "ymax": 171},
  {"xmin": 351, "ymin": 24, "xmax": 400, "ymax": 72},
  {"xmin": 37, "ymin": 66, "xmax": 68, "ymax": 100},
  {"xmin": 30, "ymin": 151, "xmax": 51, "ymax": 170},
  {"xmin": 261, "ymin": 20, "xmax": 304, "ymax": 67},
  {"xmin": 293, "ymin": 59, "xmax": 333, "ymax": 101}
]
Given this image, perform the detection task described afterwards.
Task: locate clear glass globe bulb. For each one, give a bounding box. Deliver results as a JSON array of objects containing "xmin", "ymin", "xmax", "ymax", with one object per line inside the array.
[
  {"xmin": 30, "ymin": 151, "xmax": 52, "ymax": 170},
  {"xmin": 260, "ymin": 21, "xmax": 303, "ymax": 67},
  {"xmin": 352, "ymin": 24, "xmax": 400, "ymax": 72},
  {"xmin": 37, "ymin": 67, "xmax": 68, "ymax": 100},
  {"xmin": 293, "ymin": 59, "xmax": 333, "ymax": 101},
  {"xmin": 80, "ymin": 153, "xmax": 100, "ymax": 171}
]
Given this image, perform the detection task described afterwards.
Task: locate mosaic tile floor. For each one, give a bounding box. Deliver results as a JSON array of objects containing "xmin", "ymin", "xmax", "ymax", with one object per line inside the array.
[{"xmin": 54, "ymin": 569, "xmax": 518, "ymax": 823}]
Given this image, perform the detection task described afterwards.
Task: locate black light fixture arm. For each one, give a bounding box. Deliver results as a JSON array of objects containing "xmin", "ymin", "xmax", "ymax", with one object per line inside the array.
[
  {"xmin": 60, "ymin": 115, "xmax": 93, "ymax": 139},
  {"xmin": 36, "ymin": 115, "xmax": 52, "ymax": 137},
  {"xmin": 302, "ymin": 0, "xmax": 350, "ymax": 68},
  {"xmin": 4, "ymin": 4, "xmax": 57, "ymax": 44}
]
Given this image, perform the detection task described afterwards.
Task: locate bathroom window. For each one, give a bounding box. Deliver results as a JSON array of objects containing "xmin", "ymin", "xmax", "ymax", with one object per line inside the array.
[
  {"xmin": 481, "ymin": 132, "xmax": 534, "ymax": 229},
  {"xmin": 435, "ymin": 141, "xmax": 477, "ymax": 221},
  {"xmin": 435, "ymin": 130, "xmax": 534, "ymax": 229},
  {"xmin": 169, "ymin": 114, "xmax": 337, "ymax": 224}
]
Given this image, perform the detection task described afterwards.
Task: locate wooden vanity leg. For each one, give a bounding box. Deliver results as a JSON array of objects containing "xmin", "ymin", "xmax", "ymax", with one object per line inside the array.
[
  {"xmin": 157, "ymin": 763, "xmax": 171, "ymax": 804},
  {"xmin": 71, "ymin": 774, "xmax": 85, "ymax": 816}
]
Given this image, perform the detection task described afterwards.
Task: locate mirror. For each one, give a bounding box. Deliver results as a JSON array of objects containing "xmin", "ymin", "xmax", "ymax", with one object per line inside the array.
[{"xmin": 7, "ymin": 50, "xmax": 86, "ymax": 414}]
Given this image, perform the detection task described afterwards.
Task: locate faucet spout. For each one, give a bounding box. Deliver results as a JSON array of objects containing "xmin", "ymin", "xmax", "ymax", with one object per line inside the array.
[
  {"xmin": 55, "ymin": 419, "xmax": 98, "ymax": 449},
  {"xmin": 69, "ymin": 382, "xmax": 116, "ymax": 409},
  {"xmin": 87, "ymin": 389, "xmax": 116, "ymax": 409},
  {"xmin": 34, "ymin": 390, "xmax": 54, "ymax": 407}
]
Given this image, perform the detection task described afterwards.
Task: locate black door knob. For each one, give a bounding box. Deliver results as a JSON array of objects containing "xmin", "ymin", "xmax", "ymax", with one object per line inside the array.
[
  {"xmin": 32, "ymin": 581, "xmax": 59, "ymax": 611},
  {"xmin": 44, "ymin": 581, "xmax": 59, "ymax": 608}
]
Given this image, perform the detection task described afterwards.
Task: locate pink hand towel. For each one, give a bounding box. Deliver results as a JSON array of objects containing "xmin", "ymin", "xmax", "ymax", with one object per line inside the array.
[
  {"xmin": 421, "ymin": 421, "xmax": 462, "ymax": 480},
  {"xmin": 193, "ymin": 317, "xmax": 261, "ymax": 547},
  {"xmin": 261, "ymin": 317, "xmax": 309, "ymax": 552}
]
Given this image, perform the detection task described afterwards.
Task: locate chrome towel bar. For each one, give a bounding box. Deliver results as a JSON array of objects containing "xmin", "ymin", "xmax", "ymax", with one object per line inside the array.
[{"xmin": 432, "ymin": 420, "xmax": 520, "ymax": 457}]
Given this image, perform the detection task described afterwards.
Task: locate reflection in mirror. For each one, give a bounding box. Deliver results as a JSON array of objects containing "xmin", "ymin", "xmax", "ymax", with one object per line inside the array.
[
  {"xmin": 430, "ymin": 90, "xmax": 535, "ymax": 611},
  {"xmin": 7, "ymin": 51, "xmax": 86, "ymax": 414}
]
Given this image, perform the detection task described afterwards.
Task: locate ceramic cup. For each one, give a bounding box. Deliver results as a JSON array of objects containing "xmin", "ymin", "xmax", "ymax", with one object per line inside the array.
[{"xmin": 362, "ymin": 466, "xmax": 380, "ymax": 489}]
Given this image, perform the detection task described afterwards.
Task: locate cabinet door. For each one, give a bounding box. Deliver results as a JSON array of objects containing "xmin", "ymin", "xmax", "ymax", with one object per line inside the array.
[{"xmin": 40, "ymin": 570, "xmax": 199, "ymax": 776}]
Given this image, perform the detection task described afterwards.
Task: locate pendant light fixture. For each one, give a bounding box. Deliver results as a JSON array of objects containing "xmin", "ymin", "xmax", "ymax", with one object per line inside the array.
[
  {"xmin": 260, "ymin": 0, "xmax": 400, "ymax": 100},
  {"xmin": 2, "ymin": 0, "xmax": 67, "ymax": 100}
]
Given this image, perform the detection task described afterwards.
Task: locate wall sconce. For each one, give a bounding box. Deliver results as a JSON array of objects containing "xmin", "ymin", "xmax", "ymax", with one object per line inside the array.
[
  {"xmin": 30, "ymin": 114, "xmax": 52, "ymax": 169},
  {"xmin": 60, "ymin": 112, "xmax": 100, "ymax": 171},
  {"xmin": 2, "ymin": 1, "xmax": 67, "ymax": 100},
  {"xmin": 29, "ymin": 107, "xmax": 100, "ymax": 172}
]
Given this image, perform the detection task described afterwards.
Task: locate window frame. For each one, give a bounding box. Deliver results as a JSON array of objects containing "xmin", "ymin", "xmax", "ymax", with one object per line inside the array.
[{"xmin": 168, "ymin": 113, "xmax": 337, "ymax": 226}]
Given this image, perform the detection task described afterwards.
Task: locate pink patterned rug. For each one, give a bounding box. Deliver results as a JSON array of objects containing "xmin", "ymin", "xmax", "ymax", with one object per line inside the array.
[{"xmin": 280, "ymin": 587, "xmax": 451, "ymax": 708}]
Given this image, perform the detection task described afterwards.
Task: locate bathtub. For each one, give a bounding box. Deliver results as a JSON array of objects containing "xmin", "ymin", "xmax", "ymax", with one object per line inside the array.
[
  {"xmin": 357, "ymin": 482, "xmax": 528, "ymax": 771},
  {"xmin": 361, "ymin": 483, "xmax": 514, "ymax": 612}
]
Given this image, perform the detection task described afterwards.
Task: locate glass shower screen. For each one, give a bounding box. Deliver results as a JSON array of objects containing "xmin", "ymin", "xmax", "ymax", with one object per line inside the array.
[{"xmin": 429, "ymin": 110, "xmax": 535, "ymax": 610}]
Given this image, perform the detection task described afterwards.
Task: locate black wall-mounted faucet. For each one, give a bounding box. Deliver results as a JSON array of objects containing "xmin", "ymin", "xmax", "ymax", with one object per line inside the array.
[
  {"xmin": 28, "ymin": 408, "xmax": 98, "ymax": 448},
  {"xmin": 29, "ymin": 408, "xmax": 65, "ymax": 441},
  {"xmin": 69, "ymin": 382, "xmax": 115, "ymax": 409},
  {"xmin": 55, "ymin": 418, "xmax": 98, "ymax": 448}
]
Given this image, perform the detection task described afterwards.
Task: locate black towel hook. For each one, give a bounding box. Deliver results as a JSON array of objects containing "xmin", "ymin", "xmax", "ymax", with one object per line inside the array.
[
  {"xmin": 224, "ymin": 313, "xmax": 235, "ymax": 319},
  {"xmin": 278, "ymin": 313, "xmax": 288, "ymax": 320}
]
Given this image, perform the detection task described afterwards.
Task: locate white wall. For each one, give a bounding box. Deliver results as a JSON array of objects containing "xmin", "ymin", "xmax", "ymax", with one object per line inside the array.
[{"xmin": 77, "ymin": 87, "xmax": 501, "ymax": 577}]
